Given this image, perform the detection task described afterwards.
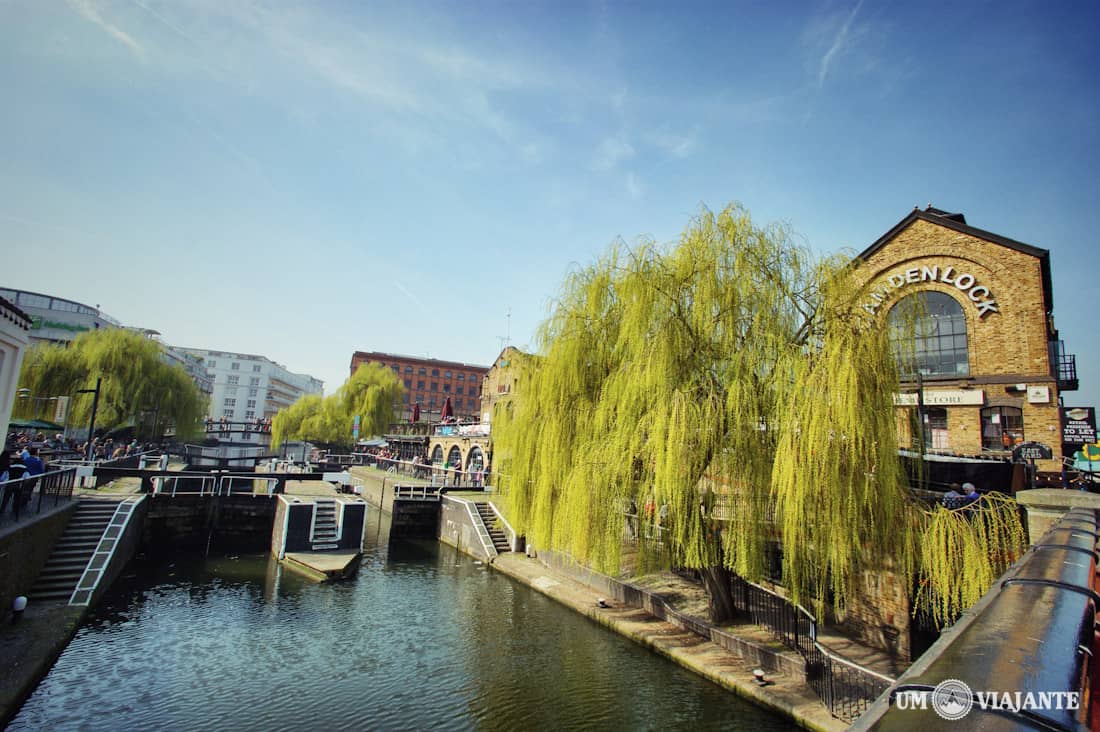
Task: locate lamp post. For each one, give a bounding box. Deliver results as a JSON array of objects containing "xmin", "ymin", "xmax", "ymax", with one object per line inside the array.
[{"xmin": 78, "ymin": 378, "xmax": 101, "ymax": 462}]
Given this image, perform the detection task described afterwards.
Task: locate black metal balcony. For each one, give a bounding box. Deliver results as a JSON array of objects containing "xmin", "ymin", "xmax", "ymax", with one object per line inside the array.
[{"xmin": 1050, "ymin": 340, "xmax": 1079, "ymax": 391}]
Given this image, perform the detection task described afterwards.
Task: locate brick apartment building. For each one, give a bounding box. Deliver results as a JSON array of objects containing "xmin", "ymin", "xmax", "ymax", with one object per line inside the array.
[{"xmin": 349, "ymin": 351, "xmax": 490, "ymax": 420}]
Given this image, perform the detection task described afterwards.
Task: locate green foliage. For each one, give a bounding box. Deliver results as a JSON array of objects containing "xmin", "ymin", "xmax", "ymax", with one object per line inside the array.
[
  {"xmin": 272, "ymin": 363, "xmax": 402, "ymax": 449},
  {"xmin": 915, "ymin": 494, "xmax": 1027, "ymax": 627},
  {"xmin": 16, "ymin": 329, "xmax": 207, "ymax": 439},
  {"xmin": 495, "ymin": 203, "xmax": 1025, "ymax": 626}
]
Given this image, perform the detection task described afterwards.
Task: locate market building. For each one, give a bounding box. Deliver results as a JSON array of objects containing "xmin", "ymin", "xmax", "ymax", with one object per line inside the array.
[
  {"xmin": 855, "ymin": 206, "xmax": 1079, "ymax": 474},
  {"xmin": 0, "ymin": 288, "xmax": 120, "ymax": 345}
]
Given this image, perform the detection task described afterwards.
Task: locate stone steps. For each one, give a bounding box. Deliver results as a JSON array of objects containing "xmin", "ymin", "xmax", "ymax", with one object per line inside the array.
[
  {"xmin": 475, "ymin": 503, "xmax": 511, "ymax": 553},
  {"xmin": 30, "ymin": 498, "xmax": 123, "ymax": 604}
]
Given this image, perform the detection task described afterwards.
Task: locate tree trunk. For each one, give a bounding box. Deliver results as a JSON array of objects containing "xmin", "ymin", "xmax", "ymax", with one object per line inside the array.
[{"xmin": 701, "ymin": 564, "xmax": 737, "ymax": 624}]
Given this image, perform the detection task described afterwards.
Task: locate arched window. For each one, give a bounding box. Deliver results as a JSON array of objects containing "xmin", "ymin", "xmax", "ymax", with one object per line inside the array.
[
  {"xmin": 466, "ymin": 446, "xmax": 485, "ymax": 472},
  {"xmin": 430, "ymin": 445, "xmax": 443, "ymax": 464},
  {"xmin": 447, "ymin": 446, "xmax": 462, "ymax": 467},
  {"xmin": 888, "ymin": 291, "xmax": 969, "ymax": 378}
]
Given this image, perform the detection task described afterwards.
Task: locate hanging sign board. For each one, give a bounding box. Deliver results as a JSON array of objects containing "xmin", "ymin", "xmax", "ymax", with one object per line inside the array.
[
  {"xmin": 1062, "ymin": 407, "xmax": 1097, "ymax": 445},
  {"xmin": 1013, "ymin": 442, "xmax": 1053, "ymax": 461}
]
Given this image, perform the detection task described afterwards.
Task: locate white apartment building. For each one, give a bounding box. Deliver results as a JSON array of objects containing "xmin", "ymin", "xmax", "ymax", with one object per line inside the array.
[{"xmin": 178, "ymin": 348, "xmax": 323, "ymax": 447}]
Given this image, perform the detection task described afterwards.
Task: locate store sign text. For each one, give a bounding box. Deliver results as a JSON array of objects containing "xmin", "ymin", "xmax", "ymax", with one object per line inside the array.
[
  {"xmin": 863, "ymin": 265, "xmax": 999, "ymax": 317},
  {"xmin": 893, "ymin": 389, "xmax": 986, "ymax": 407}
]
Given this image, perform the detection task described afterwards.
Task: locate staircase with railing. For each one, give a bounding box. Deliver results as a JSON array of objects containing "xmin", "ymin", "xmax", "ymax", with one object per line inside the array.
[
  {"xmin": 311, "ymin": 499, "xmax": 339, "ymax": 550},
  {"xmin": 30, "ymin": 498, "xmax": 121, "ymax": 603},
  {"xmin": 474, "ymin": 503, "xmax": 510, "ymax": 554}
]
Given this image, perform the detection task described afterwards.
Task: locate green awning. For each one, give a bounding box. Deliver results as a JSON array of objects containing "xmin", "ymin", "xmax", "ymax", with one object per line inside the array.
[{"xmin": 8, "ymin": 418, "xmax": 65, "ymax": 431}]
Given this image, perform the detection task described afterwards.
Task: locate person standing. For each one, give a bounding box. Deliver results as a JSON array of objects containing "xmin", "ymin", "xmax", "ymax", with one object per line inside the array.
[
  {"xmin": 19, "ymin": 447, "xmax": 46, "ymax": 514},
  {"xmin": 0, "ymin": 450, "xmax": 12, "ymax": 517}
]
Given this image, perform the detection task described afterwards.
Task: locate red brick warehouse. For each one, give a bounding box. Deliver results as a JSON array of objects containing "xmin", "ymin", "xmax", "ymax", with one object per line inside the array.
[{"xmin": 349, "ymin": 351, "xmax": 490, "ymax": 421}]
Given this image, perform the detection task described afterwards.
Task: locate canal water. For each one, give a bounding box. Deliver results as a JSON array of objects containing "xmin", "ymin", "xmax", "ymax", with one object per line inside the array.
[{"xmin": 10, "ymin": 510, "xmax": 793, "ymax": 731}]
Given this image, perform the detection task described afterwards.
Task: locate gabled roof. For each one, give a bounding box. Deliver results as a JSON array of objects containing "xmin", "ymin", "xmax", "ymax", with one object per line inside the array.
[{"xmin": 857, "ymin": 206, "xmax": 1054, "ymax": 314}]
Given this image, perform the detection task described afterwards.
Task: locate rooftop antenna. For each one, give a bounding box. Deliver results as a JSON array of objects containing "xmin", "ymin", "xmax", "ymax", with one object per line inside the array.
[{"xmin": 496, "ymin": 307, "xmax": 512, "ymax": 351}]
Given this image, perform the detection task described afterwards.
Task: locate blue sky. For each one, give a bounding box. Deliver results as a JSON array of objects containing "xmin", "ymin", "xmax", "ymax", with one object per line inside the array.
[{"xmin": 2, "ymin": 0, "xmax": 1099, "ymax": 414}]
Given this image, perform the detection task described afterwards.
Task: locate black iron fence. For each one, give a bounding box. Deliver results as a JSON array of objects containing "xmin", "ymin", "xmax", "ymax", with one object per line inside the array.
[
  {"xmin": 0, "ymin": 466, "xmax": 77, "ymax": 523},
  {"xmin": 729, "ymin": 574, "xmax": 893, "ymax": 723}
]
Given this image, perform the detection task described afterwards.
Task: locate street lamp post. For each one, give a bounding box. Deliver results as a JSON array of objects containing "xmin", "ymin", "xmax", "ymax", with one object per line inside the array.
[{"xmin": 78, "ymin": 378, "xmax": 102, "ymax": 462}]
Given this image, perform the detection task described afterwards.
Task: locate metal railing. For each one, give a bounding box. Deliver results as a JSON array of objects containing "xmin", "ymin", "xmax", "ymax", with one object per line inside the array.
[
  {"xmin": 392, "ymin": 485, "xmax": 442, "ymax": 501},
  {"xmin": 0, "ymin": 466, "xmax": 78, "ymax": 521},
  {"xmin": 729, "ymin": 574, "xmax": 894, "ymax": 723},
  {"xmin": 153, "ymin": 474, "xmax": 278, "ymax": 497},
  {"xmin": 373, "ymin": 456, "xmax": 490, "ymax": 489}
]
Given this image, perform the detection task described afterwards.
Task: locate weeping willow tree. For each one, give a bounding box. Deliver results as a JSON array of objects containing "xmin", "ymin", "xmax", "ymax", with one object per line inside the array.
[
  {"xmin": 16, "ymin": 329, "xmax": 207, "ymax": 439},
  {"xmin": 495, "ymin": 203, "xmax": 1026, "ymax": 625},
  {"xmin": 272, "ymin": 363, "xmax": 402, "ymax": 449}
]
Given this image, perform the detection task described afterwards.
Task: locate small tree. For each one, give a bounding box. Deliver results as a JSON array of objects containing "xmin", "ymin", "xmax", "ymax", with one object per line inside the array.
[{"xmin": 272, "ymin": 363, "xmax": 402, "ymax": 449}]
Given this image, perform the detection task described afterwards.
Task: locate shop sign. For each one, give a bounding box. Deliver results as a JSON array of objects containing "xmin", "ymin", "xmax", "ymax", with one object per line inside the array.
[
  {"xmin": 893, "ymin": 389, "xmax": 985, "ymax": 407},
  {"xmin": 862, "ymin": 264, "xmax": 999, "ymax": 317},
  {"xmin": 1061, "ymin": 407, "xmax": 1097, "ymax": 445},
  {"xmin": 29, "ymin": 316, "xmax": 91, "ymax": 333},
  {"xmin": 1013, "ymin": 441, "xmax": 1053, "ymax": 461},
  {"xmin": 1027, "ymin": 385, "xmax": 1050, "ymax": 404}
]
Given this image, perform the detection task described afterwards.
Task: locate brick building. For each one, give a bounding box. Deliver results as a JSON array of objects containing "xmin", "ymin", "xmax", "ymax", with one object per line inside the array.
[
  {"xmin": 855, "ymin": 206, "xmax": 1078, "ymax": 474},
  {"xmin": 349, "ymin": 351, "xmax": 489, "ymax": 421}
]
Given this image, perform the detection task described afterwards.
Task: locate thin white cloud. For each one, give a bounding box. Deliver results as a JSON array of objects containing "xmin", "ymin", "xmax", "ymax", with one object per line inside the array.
[
  {"xmin": 393, "ymin": 281, "xmax": 429, "ymax": 315},
  {"xmin": 67, "ymin": 0, "xmax": 144, "ymax": 58},
  {"xmin": 817, "ymin": 0, "xmax": 865, "ymax": 88},
  {"xmin": 592, "ymin": 136, "xmax": 635, "ymax": 171},
  {"xmin": 647, "ymin": 128, "xmax": 698, "ymax": 159},
  {"xmin": 625, "ymin": 172, "xmax": 643, "ymax": 199}
]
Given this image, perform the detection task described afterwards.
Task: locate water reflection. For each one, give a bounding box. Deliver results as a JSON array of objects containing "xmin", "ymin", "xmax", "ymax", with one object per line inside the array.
[{"xmin": 11, "ymin": 508, "xmax": 793, "ymax": 731}]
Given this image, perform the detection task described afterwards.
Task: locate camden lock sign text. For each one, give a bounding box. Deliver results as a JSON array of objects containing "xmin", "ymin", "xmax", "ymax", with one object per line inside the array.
[{"xmin": 862, "ymin": 264, "xmax": 999, "ymax": 317}]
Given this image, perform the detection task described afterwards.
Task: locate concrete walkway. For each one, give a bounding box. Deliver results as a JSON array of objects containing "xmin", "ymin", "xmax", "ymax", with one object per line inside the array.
[{"xmin": 491, "ymin": 553, "xmax": 848, "ymax": 732}]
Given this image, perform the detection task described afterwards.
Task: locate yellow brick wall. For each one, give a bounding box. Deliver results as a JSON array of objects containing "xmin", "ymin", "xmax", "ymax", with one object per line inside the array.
[
  {"xmin": 858, "ymin": 219, "xmax": 1051, "ymax": 376},
  {"xmin": 857, "ymin": 217, "xmax": 1061, "ymax": 471}
]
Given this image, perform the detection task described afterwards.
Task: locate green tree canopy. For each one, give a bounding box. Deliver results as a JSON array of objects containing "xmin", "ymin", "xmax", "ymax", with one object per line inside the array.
[
  {"xmin": 494, "ymin": 203, "xmax": 1024, "ymax": 624},
  {"xmin": 271, "ymin": 363, "xmax": 402, "ymax": 449},
  {"xmin": 16, "ymin": 329, "xmax": 207, "ymax": 440}
]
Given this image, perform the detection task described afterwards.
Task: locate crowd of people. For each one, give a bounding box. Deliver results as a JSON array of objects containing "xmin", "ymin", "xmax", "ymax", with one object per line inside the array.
[
  {"xmin": 204, "ymin": 416, "xmax": 272, "ymax": 433},
  {"xmin": 357, "ymin": 446, "xmax": 489, "ymax": 487},
  {"xmin": 0, "ymin": 443, "xmax": 46, "ymax": 521}
]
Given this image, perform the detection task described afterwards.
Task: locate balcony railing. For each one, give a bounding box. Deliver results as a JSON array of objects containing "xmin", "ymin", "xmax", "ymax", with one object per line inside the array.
[{"xmin": 1050, "ymin": 340, "xmax": 1079, "ymax": 391}]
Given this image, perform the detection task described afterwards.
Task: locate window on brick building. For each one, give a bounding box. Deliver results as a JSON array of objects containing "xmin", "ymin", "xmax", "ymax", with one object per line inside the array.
[
  {"xmin": 417, "ymin": 380, "xmax": 425, "ymax": 389},
  {"xmin": 981, "ymin": 407, "xmax": 1024, "ymax": 451},
  {"xmin": 443, "ymin": 384, "xmax": 450, "ymax": 393},
  {"xmin": 431, "ymin": 382, "xmax": 438, "ymax": 391},
  {"xmin": 911, "ymin": 406, "xmax": 950, "ymax": 451},
  {"xmin": 419, "ymin": 368, "xmax": 426, "ymax": 375},
  {"xmin": 888, "ymin": 291, "xmax": 969, "ymax": 378},
  {"xmin": 432, "ymin": 369, "xmax": 439, "ymax": 377}
]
